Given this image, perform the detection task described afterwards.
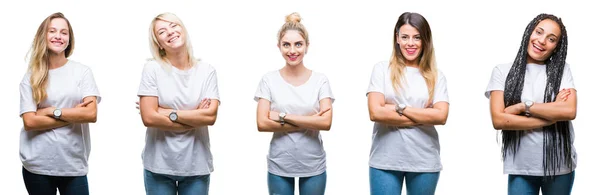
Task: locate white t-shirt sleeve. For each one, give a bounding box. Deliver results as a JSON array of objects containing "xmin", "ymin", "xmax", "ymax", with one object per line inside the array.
[
  {"xmin": 19, "ymin": 74, "xmax": 37, "ymax": 116},
  {"xmin": 254, "ymin": 75, "xmax": 271, "ymax": 102},
  {"xmin": 559, "ymin": 63, "xmax": 575, "ymax": 90},
  {"xmin": 318, "ymin": 76, "xmax": 335, "ymax": 103},
  {"xmin": 80, "ymin": 67, "xmax": 102, "ymax": 103},
  {"xmin": 485, "ymin": 65, "xmax": 506, "ymax": 98},
  {"xmin": 205, "ymin": 67, "xmax": 220, "ymax": 102},
  {"xmin": 433, "ymin": 71, "xmax": 449, "ymax": 104},
  {"xmin": 367, "ymin": 62, "xmax": 386, "ymax": 95},
  {"xmin": 138, "ymin": 62, "xmax": 158, "ymax": 97}
]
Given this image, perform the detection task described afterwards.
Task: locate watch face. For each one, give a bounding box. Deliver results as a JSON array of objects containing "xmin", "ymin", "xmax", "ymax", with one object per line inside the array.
[
  {"xmin": 525, "ymin": 101, "xmax": 533, "ymax": 106},
  {"xmin": 169, "ymin": 113, "xmax": 177, "ymax": 121},
  {"xmin": 53, "ymin": 109, "xmax": 61, "ymax": 116},
  {"xmin": 279, "ymin": 112, "xmax": 286, "ymax": 118}
]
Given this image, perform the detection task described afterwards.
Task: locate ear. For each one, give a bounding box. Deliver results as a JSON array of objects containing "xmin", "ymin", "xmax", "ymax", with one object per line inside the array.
[{"xmin": 305, "ymin": 43, "xmax": 309, "ymax": 54}]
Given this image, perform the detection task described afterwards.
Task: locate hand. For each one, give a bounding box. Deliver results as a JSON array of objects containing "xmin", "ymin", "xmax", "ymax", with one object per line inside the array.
[
  {"xmin": 76, "ymin": 99, "xmax": 94, "ymax": 108},
  {"xmin": 198, "ymin": 98, "xmax": 211, "ymax": 109},
  {"xmin": 312, "ymin": 108, "xmax": 331, "ymax": 116},
  {"xmin": 555, "ymin": 89, "xmax": 571, "ymax": 102},
  {"xmin": 504, "ymin": 103, "xmax": 525, "ymax": 115},
  {"xmin": 135, "ymin": 101, "xmax": 140, "ymax": 114},
  {"xmin": 269, "ymin": 111, "xmax": 280, "ymax": 121},
  {"xmin": 36, "ymin": 106, "xmax": 56, "ymax": 117},
  {"xmin": 158, "ymin": 107, "xmax": 172, "ymax": 117}
]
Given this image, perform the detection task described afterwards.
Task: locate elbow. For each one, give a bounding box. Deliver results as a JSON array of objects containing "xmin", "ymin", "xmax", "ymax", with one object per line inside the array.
[
  {"xmin": 566, "ymin": 109, "xmax": 576, "ymax": 121},
  {"xmin": 88, "ymin": 112, "xmax": 98, "ymax": 123},
  {"xmin": 492, "ymin": 120, "xmax": 504, "ymax": 130},
  {"xmin": 321, "ymin": 122, "xmax": 332, "ymax": 131},
  {"xmin": 23, "ymin": 120, "xmax": 37, "ymax": 131},
  {"xmin": 369, "ymin": 112, "xmax": 380, "ymax": 122},
  {"xmin": 206, "ymin": 115, "xmax": 217, "ymax": 126},
  {"xmin": 141, "ymin": 116, "xmax": 154, "ymax": 128},
  {"xmin": 257, "ymin": 120, "xmax": 270, "ymax": 132}
]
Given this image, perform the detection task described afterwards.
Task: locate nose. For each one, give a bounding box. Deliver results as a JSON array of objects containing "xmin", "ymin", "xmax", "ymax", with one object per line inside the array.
[
  {"xmin": 407, "ymin": 38, "xmax": 415, "ymax": 46},
  {"xmin": 537, "ymin": 35, "xmax": 546, "ymax": 46},
  {"xmin": 291, "ymin": 45, "xmax": 298, "ymax": 54}
]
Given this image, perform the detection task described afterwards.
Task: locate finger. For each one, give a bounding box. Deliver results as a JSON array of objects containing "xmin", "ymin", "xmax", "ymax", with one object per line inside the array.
[{"xmin": 136, "ymin": 101, "xmax": 140, "ymax": 105}]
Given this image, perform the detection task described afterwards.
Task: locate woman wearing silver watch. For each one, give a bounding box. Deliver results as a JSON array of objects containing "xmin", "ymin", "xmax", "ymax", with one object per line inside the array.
[
  {"xmin": 366, "ymin": 12, "xmax": 449, "ymax": 195},
  {"xmin": 254, "ymin": 12, "xmax": 334, "ymax": 195},
  {"xmin": 19, "ymin": 12, "xmax": 100, "ymax": 195},
  {"xmin": 136, "ymin": 12, "xmax": 220, "ymax": 195},
  {"xmin": 485, "ymin": 13, "xmax": 577, "ymax": 195}
]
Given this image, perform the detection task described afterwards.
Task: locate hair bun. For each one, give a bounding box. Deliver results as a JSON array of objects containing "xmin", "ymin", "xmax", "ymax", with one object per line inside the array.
[{"xmin": 285, "ymin": 12, "xmax": 301, "ymax": 23}]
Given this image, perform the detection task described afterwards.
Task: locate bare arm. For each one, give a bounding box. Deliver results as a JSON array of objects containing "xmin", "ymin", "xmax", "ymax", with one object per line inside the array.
[
  {"xmin": 270, "ymin": 98, "xmax": 333, "ymax": 131},
  {"xmin": 139, "ymin": 96, "xmax": 194, "ymax": 131},
  {"xmin": 256, "ymin": 98, "xmax": 302, "ymax": 132},
  {"xmin": 489, "ymin": 90, "xmax": 555, "ymax": 130},
  {"xmin": 37, "ymin": 96, "xmax": 98, "ymax": 123},
  {"xmin": 529, "ymin": 88, "xmax": 576, "ymax": 121},
  {"xmin": 21, "ymin": 112, "xmax": 69, "ymax": 131},
  {"xmin": 367, "ymin": 92, "xmax": 419, "ymax": 127},
  {"xmin": 158, "ymin": 98, "xmax": 219, "ymax": 127},
  {"xmin": 402, "ymin": 101, "xmax": 449, "ymax": 126}
]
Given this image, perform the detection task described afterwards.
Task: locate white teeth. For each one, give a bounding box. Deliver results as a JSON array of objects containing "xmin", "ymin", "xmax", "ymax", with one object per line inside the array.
[
  {"xmin": 168, "ymin": 36, "xmax": 179, "ymax": 43},
  {"xmin": 533, "ymin": 44, "xmax": 544, "ymax": 51}
]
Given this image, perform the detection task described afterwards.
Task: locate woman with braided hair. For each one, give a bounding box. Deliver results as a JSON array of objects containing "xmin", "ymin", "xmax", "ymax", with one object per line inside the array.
[{"xmin": 485, "ymin": 13, "xmax": 577, "ymax": 195}]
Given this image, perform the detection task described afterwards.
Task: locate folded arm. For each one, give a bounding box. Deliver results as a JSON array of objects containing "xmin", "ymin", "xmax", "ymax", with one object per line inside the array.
[
  {"xmin": 367, "ymin": 92, "xmax": 419, "ymax": 127},
  {"xmin": 490, "ymin": 90, "xmax": 555, "ymax": 130},
  {"xmin": 272, "ymin": 98, "xmax": 333, "ymax": 131},
  {"xmin": 256, "ymin": 98, "xmax": 302, "ymax": 132},
  {"xmin": 139, "ymin": 96, "xmax": 194, "ymax": 131}
]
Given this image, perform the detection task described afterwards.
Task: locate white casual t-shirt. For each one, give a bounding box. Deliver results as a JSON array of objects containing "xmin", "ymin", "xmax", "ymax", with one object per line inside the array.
[
  {"xmin": 485, "ymin": 62, "xmax": 577, "ymax": 176},
  {"xmin": 19, "ymin": 60, "xmax": 101, "ymax": 176},
  {"xmin": 366, "ymin": 61, "xmax": 449, "ymax": 172},
  {"xmin": 254, "ymin": 70, "xmax": 335, "ymax": 177},
  {"xmin": 137, "ymin": 60, "xmax": 220, "ymax": 176}
]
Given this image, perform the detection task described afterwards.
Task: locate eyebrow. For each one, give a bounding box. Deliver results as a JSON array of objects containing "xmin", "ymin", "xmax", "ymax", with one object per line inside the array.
[{"xmin": 537, "ymin": 27, "xmax": 558, "ymax": 37}]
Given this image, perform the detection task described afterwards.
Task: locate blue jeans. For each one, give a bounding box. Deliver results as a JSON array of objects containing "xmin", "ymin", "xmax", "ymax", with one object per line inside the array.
[
  {"xmin": 508, "ymin": 171, "xmax": 575, "ymax": 195},
  {"xmin": 144, "ymin": 169, "xmax": 210, "ymax": 195},
  {"xmin": 22, "ymin": 167, "xmax": 89, "ymax": 195},
  {"xmin": 268, "ymin": 171, "xmax": 327, "ymax": 195},
  {"xmin": 369, "ymin": 167, "xmax": 440, "ymax": 195}
]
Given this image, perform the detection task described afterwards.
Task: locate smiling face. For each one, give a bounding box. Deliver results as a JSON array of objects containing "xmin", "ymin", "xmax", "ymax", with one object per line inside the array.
[
  {"xmin": 46, "ymin": 18, "xmax": 70, "ymax": 55},
  {"xmin": 278, "ymin": 30, "xmax": 307, "ymax": 67},
  {"xmin": 527, "ymin": 19, "xmax": 561, "ymax": 64},
  {"xmin": 397, "ymin": 24, "xmax": 422, "ymax": 66},
  {"xmin": 154, "ymin": 20, "xmax": 185, "ymax": 53}
]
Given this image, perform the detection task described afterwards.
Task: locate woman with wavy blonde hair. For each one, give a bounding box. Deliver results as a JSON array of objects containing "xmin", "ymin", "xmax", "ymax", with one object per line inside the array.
[
  {"xmin": 366, "ymin": 12, "xmax": 449, "ymax": 195},
  {"xmin": 19, "ymin": 12, "xmax": 100, "ymax": 195},
  {"xmin": 255, "ymin": 12, "xmax": 334, "ymax": 195},
  {"xmin": 137, "ymin": 12, "xmax": 220, "ymax": 195}
]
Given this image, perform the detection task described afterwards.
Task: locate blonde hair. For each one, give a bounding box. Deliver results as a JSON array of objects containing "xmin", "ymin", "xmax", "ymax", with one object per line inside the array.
[
  {"xmin": 390, "ymin": 12, "xmax": 437, "ymax": 103},
  {"xmin": 277, "ymin": 12, "xmax": 309, "ymax": 44},
  {"xmin": 148, "ymin": 12, "xmax": 197, "ymax": 69},
  {"xmin": 27, "ymin": 12, "xmax": 75, "ymax": 104}
]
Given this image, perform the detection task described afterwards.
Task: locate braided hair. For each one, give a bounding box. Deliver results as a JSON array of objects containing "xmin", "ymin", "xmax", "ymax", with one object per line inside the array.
[{"xmin": 502, "ymin": 13, "xmax": 571, "ymax": 178}]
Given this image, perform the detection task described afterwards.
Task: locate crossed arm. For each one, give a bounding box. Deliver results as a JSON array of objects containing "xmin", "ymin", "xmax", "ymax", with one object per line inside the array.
[
  {"xmin": 138, "ymin": 96, "xmax": 218, "ymax": 131},
  {"xmin": 367, "ymin": 92, "xmax": 448, "ymax": 127},
  {"xmin": 256, "ymin": 98, "xmax": 333, "ymax": 132},
  {"xmin": 22, "ymin": 96, "xmax": 98, "ymax": 131},
  {"xmin": 489, "ymin": 88, "xmax": 576, "ymax": 130}
]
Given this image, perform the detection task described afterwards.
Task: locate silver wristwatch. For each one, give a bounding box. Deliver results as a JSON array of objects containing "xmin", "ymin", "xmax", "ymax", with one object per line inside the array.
[
  {"xmin": 53, "ymin": 108, "xmax": 62, "ymax": 119},
  {"xmin": 169, "ymin": 110, "xmax": 178, "ymax": 121},
  {"xmin": 395, "ymin": 104, "xmax": 407, "ymax": 116},
  {"xmin": 524, "ymin": 100, "xmax": 534, "ymax": 117},
  {"xmin": 278, "ymin": 112, "xmax": 287, "ymax": 126}
]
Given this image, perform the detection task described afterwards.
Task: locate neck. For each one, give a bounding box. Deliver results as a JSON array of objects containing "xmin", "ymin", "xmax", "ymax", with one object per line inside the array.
[
  {"xmin": 165, "ymin": 49, "xmax": 190, "ymax": 69},
  {"xmin": 48, "ymin": 52, "xmax": 68, "ymax": 69},
  {"xmin": 526, "ymin": 56, "xmax": 545, "ymax": 65},
  {"xmin": 282, "ymin": 63, "xmax": 308, "ymax": 76}
]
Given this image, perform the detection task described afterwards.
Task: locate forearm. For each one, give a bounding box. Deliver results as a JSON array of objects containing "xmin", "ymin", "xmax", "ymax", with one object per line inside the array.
[
  {"xmin": 402, "ymin": 107, "xmax": 447, "ymax": 125},
  {"xmin": 284, "ymin": 114, "xmax": 331, "ymax": 131},
  {"xmin": 141, "ymin": 112, "xmax": 194, "ymax": 131},
  {"xmin": 23, "ymin": 115, "xmax": 69, "ymax": 131},
  {"xmin": 369, "ymin": 105, "xmax": 419, "ymax": 127},
  {"xmin": 492, "ymin": 113, "xmax": 554, "ymax": 130},
  {"xmin": 60, "ymin": 107, "xmax": 97, "ymax": 123},
  {"xmin": 530, "ymin": 102, "xmax": 576, "ymax": 121},
  {"xmin": 175, "ymin": 109, "xmax": 217, "ymax": 127},
  {"xmin": 257, "ymin": 118, "xmax": 302, "ymax": 132}
]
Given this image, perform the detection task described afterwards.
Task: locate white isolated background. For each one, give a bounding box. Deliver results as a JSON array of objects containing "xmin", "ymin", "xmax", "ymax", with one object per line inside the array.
[{"xmin": 1, "ymin": 0, "xmax": 597, "ymax": 194}]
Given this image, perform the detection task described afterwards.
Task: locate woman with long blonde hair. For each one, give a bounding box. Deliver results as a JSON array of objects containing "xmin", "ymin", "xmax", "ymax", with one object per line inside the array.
[
  {"xmin": 366, "ymin": 12, "xmax": 449, "ymax": 195},
  {"xmin": 255, "ymin": 12, "xmax": 334, "ymax": 195},
  {"xmin": 137, "ymin": 12, "xmax": 220, "ymax": 195},
  {"xmin": 19, "ymin": 12, "xmax": 100, "ymax": 195}
]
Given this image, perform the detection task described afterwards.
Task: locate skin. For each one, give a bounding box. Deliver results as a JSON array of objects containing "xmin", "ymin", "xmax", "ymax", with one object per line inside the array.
[
  {"xmin": 490, "ymin": 19, "xmax": 577, "ymax": 130},
  {"xmin": 368, "ymin": 23, "xmax": 449, "ymax": 127},
  {"xmin": 256, "ymin": 30, "xmax": 333, "ymax": 132},
  {"xmin": 22, "ymin": 18, "xmax": 98, "ymax": 131},
  {"xmin": 137, "ymin": 19, "xmax": 219, "ymax": 131}
]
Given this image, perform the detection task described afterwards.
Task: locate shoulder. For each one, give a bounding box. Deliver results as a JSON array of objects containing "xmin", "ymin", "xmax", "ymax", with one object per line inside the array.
[
  {"xmin": 195, "ymin": 60, "xmax": 216, "ymax": 72},
  {"xmin": 261, "ymin": 70, "xmax": 279, "ymax": 80},
  {"xmin": 68, "ymin": 60, "xmax": 92, "ymax": 72},
  {"xmin": 374, "ymin": 61, "xmax": 389, "ymax": 70},
  {"xmin": 494, "ymin": 62, "xmax": 513, "ymax": 74},
  {"xmin": 311, "ymin": 70, "xmax": 330, "ymax": 83}
]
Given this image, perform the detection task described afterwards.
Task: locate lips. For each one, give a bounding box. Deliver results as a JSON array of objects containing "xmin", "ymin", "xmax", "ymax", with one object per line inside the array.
[
  {"xmin": 168, "ymin": 36, "xmax": 179, "ymax": 43},
  {"xmin": 288, "ymin": 55, "xmax": 298, "ymax": 61},
  {"xmin": 406, "ymin": 48, "xmax": 417, "ymax": 55},
  {"xmin": 531, "ymin": 43, "xmax": 545, "ymax": 53}
]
